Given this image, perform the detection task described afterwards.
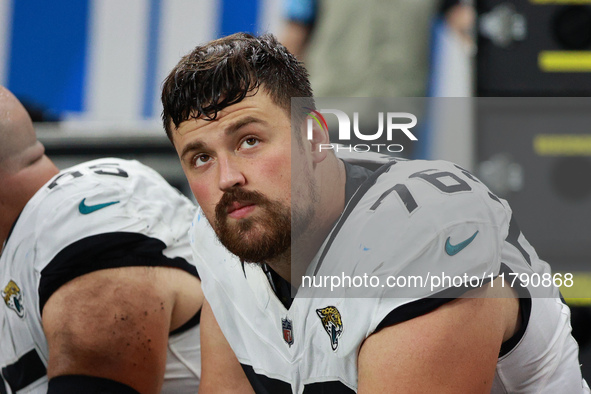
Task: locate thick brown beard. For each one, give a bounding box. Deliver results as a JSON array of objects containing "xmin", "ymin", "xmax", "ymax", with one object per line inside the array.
[{"xmin": 214, "ymin": 188, "xmax": 292, "ymax": 263}]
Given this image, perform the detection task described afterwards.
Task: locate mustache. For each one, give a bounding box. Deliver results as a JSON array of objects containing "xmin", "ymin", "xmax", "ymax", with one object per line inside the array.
[{"xmin": 215, "ymin": 188, "xmax": 272, "ymax": 219}]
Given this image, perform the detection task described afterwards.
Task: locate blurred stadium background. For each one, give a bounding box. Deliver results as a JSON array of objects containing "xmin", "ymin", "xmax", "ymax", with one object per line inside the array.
[
  {"xmin": 0, "ymin": 0, "xmax": 589, "ymax": 380},
  {"xmin": 0, "ymin": 0, "xmax": 473, "ymax": 191}
]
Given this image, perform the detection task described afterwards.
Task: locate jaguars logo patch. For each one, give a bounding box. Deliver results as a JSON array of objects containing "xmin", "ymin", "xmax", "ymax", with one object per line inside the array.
[
  {"xmin": 316, "ymin": 306, "xmax": 343, "ymax": 351},
  {"xmin": 2, "ymin": 280, "xmax": 25, "ymax": 318}
]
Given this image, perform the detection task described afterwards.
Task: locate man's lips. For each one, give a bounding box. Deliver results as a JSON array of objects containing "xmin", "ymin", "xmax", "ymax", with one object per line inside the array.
[{"xmin": 226, "ymin": 201, "xmax": 256, "ymax": 219}]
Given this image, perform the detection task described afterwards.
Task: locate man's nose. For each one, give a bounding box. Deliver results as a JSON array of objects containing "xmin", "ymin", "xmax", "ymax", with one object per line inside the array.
[{"xmin": 218, "ymin": 155, "xmax": 246, "ymax": 191}]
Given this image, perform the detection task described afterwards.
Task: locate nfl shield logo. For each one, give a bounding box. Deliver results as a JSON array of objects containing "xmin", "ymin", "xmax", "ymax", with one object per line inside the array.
[{"xmin": 282, "ymin": 317, "xmax": 294, "ymax": 347}]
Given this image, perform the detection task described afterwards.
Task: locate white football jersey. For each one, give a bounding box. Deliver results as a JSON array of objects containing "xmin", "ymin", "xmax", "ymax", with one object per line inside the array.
[
  {"xmin": 191, "ymin": 158, "xmax": 589, "ymax": 393},
  {"xmin": 0, "ymin": 158, "xmax": 200, "ymax": 394}
]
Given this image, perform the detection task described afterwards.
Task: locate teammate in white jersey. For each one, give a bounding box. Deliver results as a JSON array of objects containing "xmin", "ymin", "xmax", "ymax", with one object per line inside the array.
[
  {"xmin": 0, "ymin": 86, "xmax": 203, "ymax": 393},
  {"xmin": 161, "ymin": 33, "xmax": 589, "ymax": 393}
]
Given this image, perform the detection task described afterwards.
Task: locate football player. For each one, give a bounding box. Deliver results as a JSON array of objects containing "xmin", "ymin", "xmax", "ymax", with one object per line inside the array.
[
  {"xmin": 162, "ymin": 33, "xmax": 590, "ymax": 393},
  {"xmin": 0, "ymin": 86, "xmax": 203, "ymax": 393}
]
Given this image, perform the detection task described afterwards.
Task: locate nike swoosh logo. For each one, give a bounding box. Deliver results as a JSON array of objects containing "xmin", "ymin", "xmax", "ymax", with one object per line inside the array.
[
  {"xmin": 78, "ymin": 198, "xmax": 119, "ymax": 215},
  {"xmin": 445, "ymin": 231, "xmax": 479, "ymax": 256}
]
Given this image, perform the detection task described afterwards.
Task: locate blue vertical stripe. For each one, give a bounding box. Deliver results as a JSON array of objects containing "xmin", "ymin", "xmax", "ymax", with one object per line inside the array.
[
  {"xmin": 415, "ymin": 17, "xmax": 446, "ymax": 160},
  {"xmin": 143, "ymin": 0, "xmax": 161, "ymax": 118},
  {"xmin": 7, "ymin": 0, "xmax": 90, "ymax": 116},
  {"xmin": 219, "ymin": 0, "xmax": 259, "ymax": 37},
  {"xmin": 427, "ymin": 17, "xmax": 445, "ymax": 98}
]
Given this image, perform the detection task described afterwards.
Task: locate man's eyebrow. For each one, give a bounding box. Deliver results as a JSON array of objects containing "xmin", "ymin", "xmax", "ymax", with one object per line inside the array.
[
  {"xmin": 180, "ymin": 116, "xmax": 266, "ymax": 160},
  {"xmin": 180, "ymin": 140, "xmax": 206, "ymax": 161},
  {"xmin": 225, "ymin": 116, "xmax": 267, "ymax": 136}
]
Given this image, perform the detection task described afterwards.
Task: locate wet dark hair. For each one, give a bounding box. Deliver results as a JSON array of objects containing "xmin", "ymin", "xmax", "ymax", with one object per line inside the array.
[{"xmin": 161, "ymin": 33, "xmax": 314, "ymax": 141}]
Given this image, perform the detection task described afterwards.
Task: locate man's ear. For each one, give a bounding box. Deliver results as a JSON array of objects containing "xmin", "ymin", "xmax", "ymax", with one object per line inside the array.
[{"xmin": 306, "ymin": 117, "xmax": 331, "ymax": 164}]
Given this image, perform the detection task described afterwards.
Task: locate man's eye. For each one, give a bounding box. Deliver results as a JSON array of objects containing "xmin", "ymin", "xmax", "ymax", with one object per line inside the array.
[
  {"xmin": 240, "ymin": 137, "xmax": 260, "ymax": 149},
  {"xmin": 193, "ymin": 154, "xmax": 211, "ymax": 168}
]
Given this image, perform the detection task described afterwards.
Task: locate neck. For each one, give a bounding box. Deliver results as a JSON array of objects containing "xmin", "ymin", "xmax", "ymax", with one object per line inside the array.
[
  {"xmin": 0, "ymin": 209, "xmax": 17, "ymax": 255},
  {"xmin": 268, "ymin": 157, "xmax": 347, "ymax": 286},
  {"xmin": 0, "ymin": 155, "xmax": 59, "ymax": 253},
  {"xmin": 264, "ymin": 248, "xmax": 292, "ymax": 282}
]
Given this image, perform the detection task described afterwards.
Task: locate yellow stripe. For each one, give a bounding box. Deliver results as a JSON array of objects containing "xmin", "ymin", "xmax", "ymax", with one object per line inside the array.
[
  {"xmin": 559, "ymin": 272, "xmax": 591, "ymax": 306},
  {"xmin": 564, "ymin": 298, "xmax": 591, "ymax": 306},
  {"xmin": 539, "ymin": 51, "xmax": 591, "ymax": 72},
  {"xmin": 534, "ymin": 134, "xmax": 591, "ymax": 156}
]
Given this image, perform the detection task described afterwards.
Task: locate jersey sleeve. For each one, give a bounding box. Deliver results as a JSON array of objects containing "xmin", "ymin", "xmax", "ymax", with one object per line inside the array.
[
  {"xmin": 310, "ymin": 160, "xmax": 512, "ymax": 334},
  {"xmin": 31, "ymin": 159, "xmax": 197, "ymax": 313}
]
